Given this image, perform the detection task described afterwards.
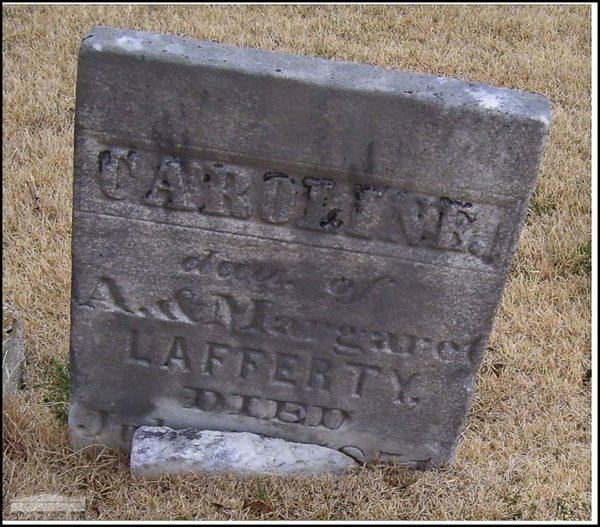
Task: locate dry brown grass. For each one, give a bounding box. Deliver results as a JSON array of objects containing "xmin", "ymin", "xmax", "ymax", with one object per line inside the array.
[{"xmin": 2, "ymin": 4, "xmax": 593, "ymax": 521}]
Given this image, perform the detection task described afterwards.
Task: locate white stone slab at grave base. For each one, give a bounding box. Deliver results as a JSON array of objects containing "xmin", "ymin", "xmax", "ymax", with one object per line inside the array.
[{"xmin": 130, "ymin": 426, "xmax": 358, "ymax": 477}]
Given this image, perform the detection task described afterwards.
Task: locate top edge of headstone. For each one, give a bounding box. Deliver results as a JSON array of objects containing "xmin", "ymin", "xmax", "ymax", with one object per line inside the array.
[{"xmin": 79, "ymin": 26, "xmax": 551, "ymax": 128}]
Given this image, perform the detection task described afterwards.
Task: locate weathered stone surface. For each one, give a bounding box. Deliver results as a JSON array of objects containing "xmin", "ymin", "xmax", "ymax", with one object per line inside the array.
[
  {"xmin": 68, "ymin": 26, "xmax": 550, "ymax": 465},
  {"xmin": 130, "ymin": 426, "xmax": 357, "ymax": 477},
  {"xmin": 3, "ymin": 304, "xmax": 25, "ymax": 396}
]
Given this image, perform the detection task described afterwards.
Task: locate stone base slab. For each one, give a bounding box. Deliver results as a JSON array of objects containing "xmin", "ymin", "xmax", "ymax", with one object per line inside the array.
[{"xmin": 130, "ymin": 426, "xmax": 358, "ymax": 477}]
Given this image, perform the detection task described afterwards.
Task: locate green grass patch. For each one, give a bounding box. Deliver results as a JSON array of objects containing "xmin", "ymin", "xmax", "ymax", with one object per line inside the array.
[
  {"xmin": 2, "ymin": 5, "xmax": 23, "ymax": 19},
  {"xmin": 41, "ymin": 357, "xmax": 70, "ymax": 426},
  {"xmin": 556, "ymin": 497, "xmax": 584, "ymax": 520},
  {"xmin": 528, "ymin": 190, "xmax": 557, "ymax": 217},
  {"xmin": 255, "ymin": 482, "xmax": 269, "ymax": 503},
  {"xmin": 572, "ymin": 240, "xmax": 591, "ymax": 274}
]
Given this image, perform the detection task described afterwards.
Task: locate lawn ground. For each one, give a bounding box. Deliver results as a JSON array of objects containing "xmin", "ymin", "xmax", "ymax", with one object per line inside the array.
[{"xmin": 2, "ymin": 4, "xmax": 593, "ymax": 521}]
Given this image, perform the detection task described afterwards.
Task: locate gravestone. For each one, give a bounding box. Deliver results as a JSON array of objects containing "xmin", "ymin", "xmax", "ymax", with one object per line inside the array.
[{"xmin": 69, "ymin": 26, "xmax": 550, "ymax": 466}]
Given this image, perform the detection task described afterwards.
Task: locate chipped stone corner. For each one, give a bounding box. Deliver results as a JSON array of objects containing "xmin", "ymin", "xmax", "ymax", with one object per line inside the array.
[{"xmin": 3, "ymin": 304, "xmax": 25, "ymax": 396}]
